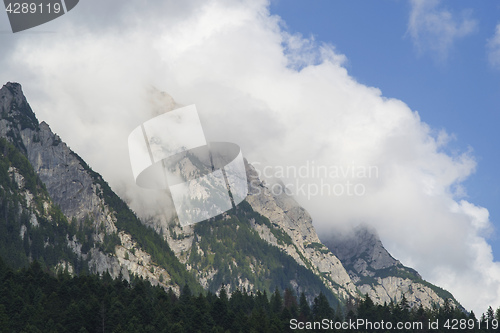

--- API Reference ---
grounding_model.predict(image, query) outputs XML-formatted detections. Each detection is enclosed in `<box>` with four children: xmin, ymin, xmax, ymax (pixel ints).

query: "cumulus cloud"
<box><xmin>487</xmin><ymin>24</ymin><xmax>500</xmax><ymax>69</ymax></box>
<box><xmin>407</xmin><ymin>0</ymin><xmax>477</xmax><ymax>60</ymax></box>
<box><xmin>0</xmin><ymin>0</ymin><xmax>497</xmax><ymax>314</ymax></box>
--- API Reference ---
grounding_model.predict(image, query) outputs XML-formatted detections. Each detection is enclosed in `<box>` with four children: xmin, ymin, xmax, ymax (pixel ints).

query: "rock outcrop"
<box><xmin>323</xmin><ymin>224</ymin><xmax>456</xmax><ymax>308</ymax></box>
<box><xmin>323</xmin><ymin>224</ymin><xmax>401</xmax><ymax>281</ymax></box>
<box><xmin>0</xmin><ymin>82</ymin><xmax>184</xmax><ymax>293</ymax></box>
<box><xmin>244</xmin><ymin>161</ymin><xmax>358</xmax><ymax>300</ymax></box>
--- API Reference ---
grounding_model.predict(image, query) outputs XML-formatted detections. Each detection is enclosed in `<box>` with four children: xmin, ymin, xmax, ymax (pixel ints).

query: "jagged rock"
<box><xmin>322</xmin><ymin>224</ymin><xmax>456</xmax><ymax>308</ymax></box>
<box><xmin>323</xmin><ymin>224</ymin><xmax>402</xmax><ymax>280</ymax></box>
<box><xmin>0</xmin><ymin>82</ymin><xmax>183</xmax><ymax>292</ymax></box>
<box><xmin>165</xmin><ymin>224</ymin><xmax>195</xmax><ymax>262</ymax></box>
<box><xmin>22</xmin><ymin>120</ymin><xmax>118</xmax><ymax>236</ymax></box>
<box><xmin>244</xmin><ymin>161</ymin><xmax>358</xmax><ymax>300</ymax></box>
<box><xmin>358</xmin><ymin>276</ymin><xmax>447</xmax><ymax>309</ymax></box>
<box><xmin>88</xmin><ymin>248</ymin><xmax>125</xmax><ymax>278</ymax></box>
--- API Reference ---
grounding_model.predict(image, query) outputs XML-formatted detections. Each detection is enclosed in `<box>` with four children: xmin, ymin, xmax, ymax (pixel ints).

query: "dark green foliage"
<box><xmin>339</xmin><ymin>294</ymin><xmax>495</xmax><ymax>333</ymax></box>
<box><xmin>102</xmin><ymin>232</ymin><xmax>121</xmax><ymax>254</ymax></box>
<box><xmin>0</xmin><ymin>137</ymin><xmax>41</xmax><ymax>195</ymax></box>
<box><xmin>0</xmin><ymin>138</ymin><xmax>83</xmax><ymax>272</ymax></box>
<box><xmin>313</xmin><ymin>292</ymin><xmax>334</xmax><ymax>320</ymax></box>
<box><xmin>299</xmin><ymin>291</ymin><xmax>312</xmax><ymax>321</ymax></box>
<box><xmin>0</xmin><ymin>258</ymin><xmax>497</xmax><ymax>333</ymax></box>
<box><xmin>305</xmin><ymin>242</ymin><xmax>330</xmax><ymax>254</ymax></box>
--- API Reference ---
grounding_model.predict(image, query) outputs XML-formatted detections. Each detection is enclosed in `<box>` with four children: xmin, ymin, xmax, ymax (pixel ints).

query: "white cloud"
<box><xmin>407</xmin><ymin>0</ymin><xmax>477</xmax><ymax>60</ymax></box>
<box><xmin>487</xmin><ymin>23</ymin><xmax>500</xmax><ymax>69</ymax></box>
<box><xmin>0</xmin><ymin>0</ymin><xmax>497</xmax><ymax>314</ymax></box>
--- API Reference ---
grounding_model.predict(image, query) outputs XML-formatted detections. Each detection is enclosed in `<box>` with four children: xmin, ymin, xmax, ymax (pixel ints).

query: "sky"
<box><xmin>0</xmin><ymin>0</ymin><xmax>499</xmax><ymax>314</ymax></box>
<box><xmin>270</xmin><ymin>0</ymin><xmax>500</xmax><ymax>238</ymax></box>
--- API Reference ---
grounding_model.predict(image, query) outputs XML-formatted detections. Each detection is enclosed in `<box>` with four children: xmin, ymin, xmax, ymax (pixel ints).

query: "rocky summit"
<box><xmin>323</xmin><ymin>225</ymin><xmax>456</xmax><ymax>308</ymax></box>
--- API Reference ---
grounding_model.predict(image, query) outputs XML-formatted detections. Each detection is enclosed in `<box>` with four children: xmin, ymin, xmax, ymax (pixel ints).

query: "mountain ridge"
<box><xmin>0</xmin><ymin>82</ymin><xmax>201</xmax><ymax>294</ymax></box>
<box><xmin>322</xmin><ymin>224</ymin><xmax>457</xmax><ymax>308</ymax></box>
<box><xmin>0</xmin><ymin>81</ymin><xmax>459</xmax><ymax>310</ymax></box>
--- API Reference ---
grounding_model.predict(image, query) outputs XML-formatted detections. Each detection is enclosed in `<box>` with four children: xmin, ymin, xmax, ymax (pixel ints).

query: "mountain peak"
<box><xmin>3</xmin><ymin>82</ymin><xmax>27</xmax><ymax>108</ymax></box>
<box><xmin>4</xmin><ymin>81</ymin><xmax>22</xmax><ymax>92</ymax></box>
<box><xmin>322</xmin><ymin>224</ymin><xmax>402</xmax><ymax>276</ymax></box>
<box><xmin>0</xmin><ymin>82</ymin><xmax>39</xmax><ymax>131</ymax></box>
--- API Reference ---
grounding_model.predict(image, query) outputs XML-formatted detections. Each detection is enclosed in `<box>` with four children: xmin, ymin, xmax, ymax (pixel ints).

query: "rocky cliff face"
<box><xmin>0</xmin><ymin>83</ymin><xmax>118</xmax><ymax>274</ymax></box>
<box><xmin>322</xmin><ymin>225</ymin><xmax>456</xmax><ymax>308</ymax></box>
<box><xmin>244</xmin><ymin>162</ymin><xmax>358</xmax><ymax>300</ymax></box>
<box><xmin>323</xmin><ymin>225</ymin><xmax>402</xmax><ymax>281</ymax></box>
<box><xmin>0</xmin><ymin>82</ymin><xmax>188</xmax><ymax>293</ymax></box>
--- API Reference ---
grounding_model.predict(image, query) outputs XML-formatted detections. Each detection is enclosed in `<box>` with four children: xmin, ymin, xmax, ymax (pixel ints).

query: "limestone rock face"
<box><xmin>244</xmin><ymin>161</ymin><xmax>358</xmax><ymax>300</ymax></box>
<box><xmin>323</xmin><ymin>224</ymin><xmax>456</xmax><ymax>308</ymax></box>
<box><xmin>23</xmin><ymin>121</ymin><xmax>118</xmax><ymax>237</ymax></box>
<box><xmin>0</xmin><ymin>82</ymin><xmax>179</xmax><ymax>290</ymax></box>
<box><xmin>358</xmin><ymin>276</ymin><xmax>447</xmax><ymax>309</ymax></box>
<box><xmin>323</xmin><ymin>225</ymin><xmax>402</xmax><ymax>281</ymax></box>
<box><xmin>1</xmin><ymin>83</ymin><xmax>115</xmax><ymax>255</ymax></box>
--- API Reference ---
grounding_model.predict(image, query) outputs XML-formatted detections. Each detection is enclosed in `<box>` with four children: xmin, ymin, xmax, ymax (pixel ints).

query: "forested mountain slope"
<box><xmin>0</xmin><ymin>82</ymin><xmax>200</xmax><ymax>294</ymax></box>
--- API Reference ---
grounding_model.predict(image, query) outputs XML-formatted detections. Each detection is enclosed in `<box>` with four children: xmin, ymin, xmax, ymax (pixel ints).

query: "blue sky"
<box><xmin>271</xmin><ymin>0</ymin><xmax>500</xmax><ymax>257</ymax></box>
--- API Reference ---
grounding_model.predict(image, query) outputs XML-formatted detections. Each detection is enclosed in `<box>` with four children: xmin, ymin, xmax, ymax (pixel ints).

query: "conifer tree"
<box><xmin>299</xmin><ymin>292</ymin><xmax>312</xmax><ymax>322</ymax></box>
<box><xmin>313</xmin><ymin>292</ymin><xmax>334</xmax><ymax>320</ymax></box>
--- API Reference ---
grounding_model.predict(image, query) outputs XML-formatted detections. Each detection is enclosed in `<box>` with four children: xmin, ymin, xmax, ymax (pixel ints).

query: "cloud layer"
<box><xmin>407</xmin><ymin>0</ymin><xmax>477</xmax><ymax>60</ymax></box>
<box><xmin>0</xmin><ymin>0</ymin><xmax>497</xmax><ymax>314</ymax></box>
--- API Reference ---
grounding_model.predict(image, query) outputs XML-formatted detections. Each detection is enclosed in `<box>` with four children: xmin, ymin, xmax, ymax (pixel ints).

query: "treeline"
<box><xmin>342</xmin><ymin>295</ymin><xmax>498</xmax><ymax>333</ymax></box>
<box><xmin>1</xmin><ymin>257</ymin><xmax>499</xmax><ymax>333</ymax></box>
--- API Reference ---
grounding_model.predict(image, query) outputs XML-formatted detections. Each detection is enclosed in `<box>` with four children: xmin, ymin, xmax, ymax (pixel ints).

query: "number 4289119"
<box><xmin>5</xmin><ymin>2</ymin><xmax>62</xmax><ymax>14</ymax></box>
